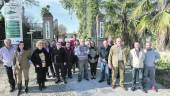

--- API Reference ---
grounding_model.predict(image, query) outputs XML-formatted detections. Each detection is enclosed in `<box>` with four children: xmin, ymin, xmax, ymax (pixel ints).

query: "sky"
<box><xmin>24</xmin><ymin>0</ymin><xmax>79</xmax><ymax>33</ymax></box>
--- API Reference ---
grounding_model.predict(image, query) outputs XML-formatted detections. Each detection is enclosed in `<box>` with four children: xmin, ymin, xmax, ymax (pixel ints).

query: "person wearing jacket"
<box><xmin>143</xmin><ymin>42</ymin><xmax>160</xmax><ymax>92</ymax></box>
<box><xmin>75</xmin><ymin>39</ymin><xmax>89</xmax><ymax>82</ymax></box>
<box><xmin>52</xmin><ymin>42</ymin><xmax>67</xmax><ymax>84</ymax></box>
<box><xmin>88</xmin><ymin>41</ymin><xmax>99</xmax><ymax>79</ymax></box>
<box><xmin>43</xmin><ymin>41</ymin><xmax>55</xmax><ymax>78</ymax></box>
<box><xmin>31</xmin><ymin>40</ymin><xmax>49</xmax><ymax>91</ymax></box>
<box><xmin>73</xmin><ymin>40</ymin><xmax>80</xmax><ymax>72</ymax></box>
<box><xmin>65</xmin><ymin>41</ymin><xmax>74</xmax><ymax>78</ymax></box>
<box><xmin>98</xmin><ymin>40</ymin><xmax>111</xmax><ymax>85</ymax></box>
<box><xmin>13</xmin><ymin>41</ymin><xmax>31</xmax><ymax>95</ymax></box>
<box><xmin>108</xmin><ymin>38</ymin><xmax>127</xmax><ymax>90</ymax></box>
<box><xmin>128</xmin><ymin>42</ymin><xmax>146</xmax><ymax>92</ymax></box>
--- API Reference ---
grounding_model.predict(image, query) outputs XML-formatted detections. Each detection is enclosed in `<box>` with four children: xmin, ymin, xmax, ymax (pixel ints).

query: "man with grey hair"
<box><xmin>75</xmin><ymin>39</ymin><xmax>89</xmax><ymax>82</ymax></box>
<box><xmin>0</xmin><ymin>39</ymin><xmax>16</xmax><ymax>92</ymax></box>
<box><xmin>143</xmin><ymin>42</ymin><xmax>160</xmax><ymax>92</ymax></box>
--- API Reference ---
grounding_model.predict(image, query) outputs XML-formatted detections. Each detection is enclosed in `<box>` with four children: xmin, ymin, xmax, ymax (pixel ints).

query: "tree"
<box><xmin>41</xmin><ymin>5</ymin><xmax>52</xmax><ymax>17</ymax></box>
<box><xmin>101</xmin><ymin>0</ymin><xmax>139</xmax><ymax>47</ymax></box>
<box><xmin>58</xmin><ymin>24</ymin><xmax>67</xmax><ymax>37</ymax></box>
<box><xmin>60</xmin><ymin>0</ymin><xmax>99</xmax><ymax>39</ymax></box>
<box><xmin>131</xmin><ymin>0</ymin><xmax>170</xmax><ymax>50</ymax></box>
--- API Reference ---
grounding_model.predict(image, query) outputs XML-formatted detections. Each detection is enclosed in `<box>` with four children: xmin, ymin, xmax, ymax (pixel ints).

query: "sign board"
<box><xmin>45</xmin><ymin>21</ymin><xmax>50</xmax><ymax>39</ymax></box>
<box><xmin>4</xmin><ymin>0</ymin><xmax>23</xmax><ymax>44</ymax></box>
<box><xmin>99</xmin><ymin>21</ymin><xmax>104</xmax><ymax>38</ymax></box>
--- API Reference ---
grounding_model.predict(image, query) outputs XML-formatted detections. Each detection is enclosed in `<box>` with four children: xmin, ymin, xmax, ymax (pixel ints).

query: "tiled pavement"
<box><xmin>0</xmin><ymin>64</ymin><xmax>170</xmax><ymax>96</ymax></box>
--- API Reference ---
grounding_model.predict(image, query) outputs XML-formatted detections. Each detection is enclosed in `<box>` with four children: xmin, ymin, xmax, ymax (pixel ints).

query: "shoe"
<box><xmin>38</xmin><ymin>84</ymin><xmax>42</xmax><ymax>91</ymax></box>
<box><xmin>42</xmin><ymin>83</ymin><xmax>46</xmax><ymax>89</ymax></box>
<box><xmin>10</xmin><ymin>87</ymin><xmax>15</xmax><ymax>92</ymax></box>
<box><xmin>25</xmin><ymin>80</ymin><xmax>29</xmax><ymax>93</ymax></box>
<box><xmin>93</xmin><ymin>76</ymin><xmax>96</xmax><ymax>79</ymax></box>
<box><xmin>151</xmin><ymin>86</ymin><xmax>158</xmax><ymax>92</ymax></box>
<box><xmin>112</xmin><ymin>85</ymin><xmax>116</xmax><ymax>89</ymax></box>
<box><xmin>131</xmin><ymin>87</ymin><xmax>136</xmax><ymax>91</ymax></box>
<box><xmin>55</xmin><ymin>79</ymin><xmax>61</xmax><ymax>84</ymax></box>
<box><xmin>107</xmin><ymin>80</ymin><xmax>111</xmax><ymax>85</ymax></box>
<box><xmin>91</xmin><ymin>76</ymin><xmax>94</xmax><ymax>79</ymax></box>
<box><xmin>98</xmin><ymin>79</ymin><xmax>104</xmax><ymax>83</ymax></box>
<box><xmin>85</xmin><ymin>78</ymin><xmax>89</xmax><ymax>81</ymax></box>
<box><xmin>78</xmin><ymin>79</ymin><xmax>82</xmax><ymax>82</ymax></box>
<box><xmin>142</xmin><ymin>89</ymin><xmax>148</xmax><ymax>93</ymax></box>
<box><xmin>17</xmin><ymin>83</ymin><xmax>22</xmax><ymax>96</ymax></box>
<box><xmin>64</xmin><ymin>79</ymin><xmax>67</xmax><ymax>84</ymax></box>
<box><xmin>68</xmin><ymin>76</ymin><xmax>72</xmax><ymax>79</ymax></box>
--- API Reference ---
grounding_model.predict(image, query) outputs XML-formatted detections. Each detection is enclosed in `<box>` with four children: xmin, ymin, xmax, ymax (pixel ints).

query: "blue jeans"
<box><xmin>100</xmin><ymin>62</ymin><xmax>112</xmax><ymax>80</ymax></box>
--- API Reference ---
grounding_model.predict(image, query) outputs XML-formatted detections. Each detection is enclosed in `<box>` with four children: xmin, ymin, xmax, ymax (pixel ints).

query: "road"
<box><xmin>0</xmin><ymin>64</ymin><xmax>170</xmax><ymax>96</ymax></box>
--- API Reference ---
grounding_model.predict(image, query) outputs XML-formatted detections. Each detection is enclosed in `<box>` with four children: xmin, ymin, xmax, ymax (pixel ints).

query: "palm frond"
<box><xmin>136</xmin><ymin>15</ymin><xmax>150</xmax><ymax>34</ymax></box>
<box><xmin>131</xmin><ymin>0</ymin><xmax>153</xmax><ymax>19</ymax></box>
<box><xmin>151</xmin><ymin>11</ymin><xmax>170</xmax><ymax>33</ymax></box>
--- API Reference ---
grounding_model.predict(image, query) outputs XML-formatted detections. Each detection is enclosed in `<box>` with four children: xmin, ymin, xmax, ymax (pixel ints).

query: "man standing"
<box><xmin>108</xmin><ymin>38</ymin><xmax>127</xmax><ymax>90</ymax></box>
<box><xmin>128</xmin><ymin>42</ymin><xmax>146</xmax><ymax>92</ymax></box>
<box><xmin>144</xmin><ymin>42</ymin><xmax>160</xmax><ymax>92</ymax></box>
<box><xmin>52</xmin><ymin>42</ymin><xmax>67</xmax><ymax>84</ymax></box>
<box><xmin>75</xmin><ymin>39</ymin><xmax>89</xmax><ymax>82</ymax></box>
<box><xmin>65</xmin><ymin>41</ymin><xmax>74</xmax><ymax>78</ymax></box>
<box><xmin>70</xmin><ymin>34</ymin><xmax>78</xmax><ymax>73</ymax></box>
<box><xmin>0</xmin><ymin>39</ymin><xmax>16</xmax><ymax>92</ymax></box>
<box><xmin>98</xmin><ymin>40</ymin><xmax>111</xmax><ymax>85</ymax></box>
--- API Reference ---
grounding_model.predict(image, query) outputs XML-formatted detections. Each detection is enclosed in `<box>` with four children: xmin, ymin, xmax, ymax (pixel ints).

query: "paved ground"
<box><xmin>0</xmin><ymin>64</ymin><xmax>170</xmax><ymax>96</ymax></box>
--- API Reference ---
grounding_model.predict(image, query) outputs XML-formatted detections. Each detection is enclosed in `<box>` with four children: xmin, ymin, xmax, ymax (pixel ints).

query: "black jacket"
<box><xmin>99</xmin><ymin>46</ymin><xmax>111</xmax><ymax>62</ymax></box>
<box><xmin>65</xmin><ymin>47</ymin><xmax>74</xmax><ymax>64</ymax></box>
<box><xmin>31</xmin><ymin>48</ymin><xmax>50</xmax><ymax>68</ymax></box>
<box><xmin>52</xmin><ymin>47</ymin><xmax>66</xmax><ymax>63</ymax></box>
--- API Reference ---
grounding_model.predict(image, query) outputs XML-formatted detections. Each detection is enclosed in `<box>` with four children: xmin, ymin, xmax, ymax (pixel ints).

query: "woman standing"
<box><xmin>31</xmin><ymin>40</ymin><xmax>49</xmax><ymax>91</ymax></box>
<box><xmin>43</xmin><ymin>41</ymin><xmax>55</xmax><ymax>78</ymax></box>
<box><xmin>88</xmin><ymin>41</ymin><xmax>99</xmax><ymax>79</ymax></box>
<box><xmin>13</xmin><ymin>41</ymin><xmax>31</xmax><ymax>95</ymax></box>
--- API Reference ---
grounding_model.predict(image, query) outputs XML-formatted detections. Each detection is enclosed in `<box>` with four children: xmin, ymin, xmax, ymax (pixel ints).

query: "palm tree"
<box><xmin>131</xmin><ymin>0</ymin><xmax>170</xmax><ymax>50</ymax></box>
<box><xmin>41</xmin><ymin>5</ymin><xmax>52</xmax><ymax>17</ymax></box>
<box><xmin>101</xmin><ymin>0</ymin><xmax>139</xmax><ymax>47</ymax></box>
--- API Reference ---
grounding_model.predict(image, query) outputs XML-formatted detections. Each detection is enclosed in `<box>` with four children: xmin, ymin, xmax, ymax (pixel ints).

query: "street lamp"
<box><xmin>27</xmin><ymin>30</ymin><xmax>35</xmax><ymax>50</ymax></box>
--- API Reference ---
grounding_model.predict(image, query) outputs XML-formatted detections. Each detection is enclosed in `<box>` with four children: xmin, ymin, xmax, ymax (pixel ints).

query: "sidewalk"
<box><xmin>0</xmin><ymin>64</ymin><xmax>170</xmax><ymax>96</ymax></box>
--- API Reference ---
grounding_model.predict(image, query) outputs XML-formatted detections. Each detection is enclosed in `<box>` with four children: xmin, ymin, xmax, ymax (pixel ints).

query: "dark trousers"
<box><xmin>66</xmin><ymin>63</ymin><xmax>72</xmax><ymax>77</ymax></box>
<box><xmin>47</xmin><ymin>63</ymin><xmax>55</xmax><ymax>76</ymax></box>
<box><xmin>89</xmin><ymin>62</ymin><xmax>97</xmax><ymax>76</ymax></box>
<box><xmin>132</xmin><ymin>68</ymin><xmax>143</xmax><ymax>88</ymax></box>
<box><xmin>54</xmin><ymin>63</ymin><xmax>66</xmax><ymax>80</ymax></box>
<box><xmin>5</xmin><ymin>66</ymin><xmax>15</xmax><ymax>89</ymax></box>
<box><xmin>73</xmin><ymin>55</ymin><xmax>79</xmax><ymax>72</ymax></box>
<box><xmin>36</xmin><ymin>67</ymin><xmax>46</xmax><ymax>85</ymax></box>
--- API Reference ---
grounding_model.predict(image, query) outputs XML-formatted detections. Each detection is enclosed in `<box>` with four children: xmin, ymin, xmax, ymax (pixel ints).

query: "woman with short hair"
<box><xmin>31</xmin><ymin>40</ymin><xmax>49</xmax><ymax>91</ymax></box>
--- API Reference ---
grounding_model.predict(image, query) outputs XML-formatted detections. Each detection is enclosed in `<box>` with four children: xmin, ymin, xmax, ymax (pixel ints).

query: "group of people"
<box><xmin>0</xmin><ymin>34</ymin><xmax>160</xmax><ymax>96</ymax></box>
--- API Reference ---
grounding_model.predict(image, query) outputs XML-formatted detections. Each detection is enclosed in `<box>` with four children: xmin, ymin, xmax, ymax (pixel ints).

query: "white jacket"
<box><xmin>129</xmin><ymin>49</ymin><xmax>145</xmax><ymax>68</ymax></box>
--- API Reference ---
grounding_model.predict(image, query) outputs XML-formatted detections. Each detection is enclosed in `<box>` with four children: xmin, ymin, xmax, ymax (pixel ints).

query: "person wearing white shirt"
<box><xmin>128</xmin><ymin>42</ymin><xmax>146</xmax><ymax>93</ymax></box>
<box><xmin>0</xmin><ymin>39</ymin><xmax>16</xmax><ymax>92</ymax></box>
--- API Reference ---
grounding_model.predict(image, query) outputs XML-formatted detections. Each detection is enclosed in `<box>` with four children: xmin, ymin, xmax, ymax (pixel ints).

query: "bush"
<box><xmin>156</xmin><ymin>58</ymin><xmax>170</xmax><ymax>88</ymax></box>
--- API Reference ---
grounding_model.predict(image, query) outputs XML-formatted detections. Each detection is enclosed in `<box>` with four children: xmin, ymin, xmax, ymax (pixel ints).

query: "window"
<box><xmin>99</xmin><ymin>21</ymin><xmax>104</xmax><ymax>38</ymax></box>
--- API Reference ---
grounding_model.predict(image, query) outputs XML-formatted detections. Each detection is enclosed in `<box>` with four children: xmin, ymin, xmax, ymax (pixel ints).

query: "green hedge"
<box><xmin>156</xmin><ymin>59</ymin><xmax>170</xmax><ymax>88</ymax></box>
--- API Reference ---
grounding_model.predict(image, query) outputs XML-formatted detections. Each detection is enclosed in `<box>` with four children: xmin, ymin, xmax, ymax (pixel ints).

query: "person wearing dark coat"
<box><xmin>31</xmin><ymin>40</ymin><xmax>49</xmax><ymax>91</ymax></box>
<box><xmin>43</xmin><ymin>41</ymin><xmax>55</xmax><ymax>78</ymax></box>
<box><xmin>52</xmin><ymin>42</ymin><xmax>67</xmax><ymax>84</ymax></box>
<box><xmin>65</xmin><ymin>41</ymin><xmax>74</xmax><ymax>78</ymax></box>
<box><xmin>98</xmin><ymin>40</ymin><xmax>111</xmax><ymax>85</ymax></box>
